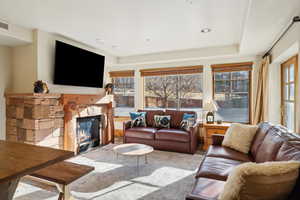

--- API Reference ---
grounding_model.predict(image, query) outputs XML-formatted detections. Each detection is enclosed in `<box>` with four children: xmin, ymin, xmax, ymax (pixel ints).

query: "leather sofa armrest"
<box><xmin>123</xmin><ymin>120</ymin><xmax>131</xmax><ymax>143</ymax></box>
<box><xmin>212</xmin><ymin>134</ymin><xmax>225</xmax><ymax>146</ymax></box>
<box><xmin>188</xmin><ymin>122</ymin><xmax>202</xmax><ymax>153</ymax></box>
<box><xmin>123</xmin><ymin>120</ymin><xmax>131</xmax><ymax>130</ymax></box>
<box><xmin>186</xmin><ymin>194</ymin><xmax>209</xmax><ymax>200</ymax></box>
<box><xmin>186</xmin><ymin>178</ymin><xmax>225</xmax><ymax>200</ymax></box>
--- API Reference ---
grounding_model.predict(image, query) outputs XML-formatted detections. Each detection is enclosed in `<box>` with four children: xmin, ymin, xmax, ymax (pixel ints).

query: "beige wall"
<box><xmin>10</xmin><ymin>29</ymin><xmax>117</xmax><ymax>94</ymax></box>
<box><xmin>267</xmin><ymin>62</ymin><xmax>281</xmax><ymax>124</ymax></box>
<box><xmin>11</xmin><ymin>42</ymin><xmax>37</xmax><ymax>93</ymax></box>
<box><xmin>36</xmin><ymin>30</ymin><xmax>117</xmax><ymax>94</ymax></box>
<box><xmin>0</xmin><ymin>46</ymin><xmax>12</xmax><ymax>139</ymax></box>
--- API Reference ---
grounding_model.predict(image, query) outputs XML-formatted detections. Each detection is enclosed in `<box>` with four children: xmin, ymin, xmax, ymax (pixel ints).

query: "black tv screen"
<box><xmin>54</xmin><ymin>41</ymin><xmax>105</xmax><ymax>88</ymax></box>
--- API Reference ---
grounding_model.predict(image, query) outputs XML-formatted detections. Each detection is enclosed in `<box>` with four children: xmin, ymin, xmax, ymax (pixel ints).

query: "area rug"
<box><xmin>14</xmin><ymin>144</ymin><xmax>204</xmax><ymax>200</ymax></box>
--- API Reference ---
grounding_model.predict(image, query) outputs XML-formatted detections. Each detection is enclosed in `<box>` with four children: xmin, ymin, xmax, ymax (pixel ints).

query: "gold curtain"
<box><xmin>253</xmin><ymin>56</ymin><xmax>270</xmax><ymax>124</ymax></box>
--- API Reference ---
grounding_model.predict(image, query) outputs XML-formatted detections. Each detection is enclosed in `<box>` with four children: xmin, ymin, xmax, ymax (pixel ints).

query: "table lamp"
<box><xmin>203</xmin><ymin>100</ymin><xmax>218</xmax><ymax>124</ymax></box>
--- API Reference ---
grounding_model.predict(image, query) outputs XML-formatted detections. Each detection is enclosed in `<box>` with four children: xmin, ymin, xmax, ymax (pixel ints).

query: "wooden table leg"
<box><xmin>0</xmin><ymin>178</ymin><xmax>20</xmax><ymax>200</ymax></box>
<box><xmin>56</xmin><ymin>184</ymin><xmax>75</xmax><ymax>200</ymax></box>
<box><xmin>58</xmin><ymin>192</ymin><xmax>64</xmax><ymax>200</ymax></box>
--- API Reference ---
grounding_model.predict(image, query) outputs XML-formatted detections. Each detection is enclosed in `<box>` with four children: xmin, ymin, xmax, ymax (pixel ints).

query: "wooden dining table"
<box><xmin>0</xmin><ymin>140</ymin><xmax>74</xmax><ymax>200</ymax></box>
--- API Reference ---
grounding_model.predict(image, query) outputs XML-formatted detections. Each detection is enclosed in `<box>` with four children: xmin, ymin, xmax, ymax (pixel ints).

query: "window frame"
<box><xmin>280</xmin><ymin>55</ymin><xmax>298</xmax><ymax>132</ymax></box>
<box><xmin>109</xmin><ymin>70</ymin><xmax>135</xmax><ymax>117</ymax></box>
<box><xmin>141</xmin><ymin>66</ymin><xmax>204</xmax><ymax>111</ymax></box>
<box><xmin>212</xmin><ymin>62</ymin><xmax>253</xmax><ymax>124</ymax></box>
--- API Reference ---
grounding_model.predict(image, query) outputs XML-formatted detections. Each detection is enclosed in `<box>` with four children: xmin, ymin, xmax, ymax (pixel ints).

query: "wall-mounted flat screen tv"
<box><xmin>54</xmin><ymin>41</ymin><xmax>105</xmax><ymax>88</ymax></box>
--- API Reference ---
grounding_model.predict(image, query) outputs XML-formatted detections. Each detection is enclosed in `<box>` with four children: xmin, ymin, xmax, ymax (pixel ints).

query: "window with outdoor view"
<box><xmin>212</xmin><ymin>62</ymin><xmax>252</xmax><ymax>123</ymax></box>
<box><xmin>141</xmin><ymin>66</ymin><xmax>203</xmax><ymax>113</ymax></box>
<box><xmin>281</xmin><ymin>55</ymin><xmax>298</xmax><ymax>132</ymax></box>
<box><xmin>109</xmin><ymin>71</ymin><xmax>135</xmax><ymax>116</ymax></box>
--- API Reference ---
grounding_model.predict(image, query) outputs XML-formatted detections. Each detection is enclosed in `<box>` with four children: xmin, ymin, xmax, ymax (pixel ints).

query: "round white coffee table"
<box><xmin>113</xmin><ymin>143</ymin><xmax>154</xmax><ymax>173</ymax></box>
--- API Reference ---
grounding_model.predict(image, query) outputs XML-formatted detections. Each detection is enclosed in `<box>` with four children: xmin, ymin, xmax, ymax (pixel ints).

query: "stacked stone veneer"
<box><xmin>6</xmin><ymin>94</ymin><xmax>64</xmax><ymax>149</ymax></box>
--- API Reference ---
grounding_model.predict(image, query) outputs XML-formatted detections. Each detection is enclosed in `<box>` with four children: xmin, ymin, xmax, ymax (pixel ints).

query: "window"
<box><xmin>141</xmin><ymin>66</ymin><xmax>203</xmax><ymax>112</ymax></box>
<box><xmin>212</xmin><ymin>62</ymin><xmax>252</xmax><ymax>123</ymax></box>
<box><xmin>109</xmin><ymin>70</ymin><xmax>135</xmax><ymax>116</ymax></box>
<box><xmin>281</xmin><ymin>55</ymin><xmax>298</xmax><ymax>131</ymax></box>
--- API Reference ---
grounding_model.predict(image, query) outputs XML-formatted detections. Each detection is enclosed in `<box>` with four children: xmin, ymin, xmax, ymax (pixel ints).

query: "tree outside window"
<box><xmin>144</xmin><ymin>74</ymin><xmax>203</xmax><ymax>112</ymax></box>
<box><xmin>112</xmin><ymin>77</ymin><xmax>135</xmax><ymax>116</ymax></box>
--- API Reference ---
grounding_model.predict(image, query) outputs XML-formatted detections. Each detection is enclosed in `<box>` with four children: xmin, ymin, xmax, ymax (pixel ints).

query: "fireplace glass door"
<box><xmin>76</xmin><ymin>115</ymin><xmax>102</xmax><ymax>153</ymax></box>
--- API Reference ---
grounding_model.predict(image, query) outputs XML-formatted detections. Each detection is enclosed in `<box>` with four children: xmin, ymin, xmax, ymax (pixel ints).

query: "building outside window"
<box><xmin>212</xmin><ymin>62</ymin><xmax>252</xmax><ymax>123</ymax></box>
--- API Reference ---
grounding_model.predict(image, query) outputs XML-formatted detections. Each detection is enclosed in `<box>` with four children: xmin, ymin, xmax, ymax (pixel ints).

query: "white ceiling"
<box><xmin>0</xmin><ymin>0</ymin><xmax>299</xmax><ymax>57</ymax></box>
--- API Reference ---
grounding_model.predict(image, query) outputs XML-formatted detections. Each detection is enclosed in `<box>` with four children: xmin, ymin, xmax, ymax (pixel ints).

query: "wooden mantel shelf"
<box><xmin>5</xmin><ymin>93</ymin><xmax>61</xmax><ymax>99</ymax></box>
<box><xmin>61</xmin><ymin>93</ymin><xmax>112</xmax><ymax>105</ymax></box>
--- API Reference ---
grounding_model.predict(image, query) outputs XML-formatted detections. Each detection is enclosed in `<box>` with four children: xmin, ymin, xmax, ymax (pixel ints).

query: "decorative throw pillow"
<box><xmin>129</xmin><ymin>112</ymin><xmax>147</xmax><ymax>128</ymax></box>
<box><xmin>219</xmin><ymin>161</ymin><xmax>300</xmax><ymax>200</ymax></box>
<box><xmin>180</xmin><ymin>113</ymin><xmax>196</xmax><ymax>131</ymax></box>
<box><xmin>154</xmin><ymin>115</ymin><xmax>171</xmax><ymax>128</ymax></box>
<box><xmin>222</xmin><ymin>123</ymin><xmax>258</xmax><ymax>154</ymax></box>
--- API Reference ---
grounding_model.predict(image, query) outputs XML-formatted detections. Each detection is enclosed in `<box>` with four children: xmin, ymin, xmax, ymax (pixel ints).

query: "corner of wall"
<box><xmin>0</xmin><ymin>46</ymin><xmax>13</xmax><ymax>139</ymax></box>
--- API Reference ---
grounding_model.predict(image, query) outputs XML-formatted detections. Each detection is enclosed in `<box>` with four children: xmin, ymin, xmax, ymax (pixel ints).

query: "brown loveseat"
<box><xmin>186</xmin><ymin>122</ymin><xmax>300</xmax><ymax>200</ymax></box>
<box><xmin>123</xmin><ymin>110</ymin><xmax>200</xmax><ymax>154</ymax></box>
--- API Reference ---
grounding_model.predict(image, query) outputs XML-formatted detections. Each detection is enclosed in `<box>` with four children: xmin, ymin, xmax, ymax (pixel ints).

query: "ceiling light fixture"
<box><xmin>96</xmin><ymin>38</ymin><xmax>104</xmax><ymax>44</ymax></box>
<box><xmin>201</xmin><ymin>28</ymin><xmax>211</xmax><ymax>33</ymax></box>
<box><xmin>185</xmin><ymin>0</ymin><xmax>193</xmax><ymax>5</ymax></box>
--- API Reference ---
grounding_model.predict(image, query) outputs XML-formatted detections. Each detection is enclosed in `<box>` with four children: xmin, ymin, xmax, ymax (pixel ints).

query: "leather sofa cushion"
<box><xmin>255</xmin><ymin>126</ymin><xmax>289</xmax><ymax>163</ymax></box>
<box><xmin>125</xmin><ymin>127</ymin><xmax>157</xmax><ymax>140</ymax></box>
<box><xmin>250</xmin><ymin>122</ymin><xmax>272</xmax><ymax>159</ymax></box>
<box><xmin>138</xmin><ymin>110</ymin><xmax>164</xmax><ymax>127</ymax></box>
<box><xmin>156</xmin><ymin>128</ymin><xmax>190</xmax><ymax>142</ymax></box>
<box><xmin>165</xmin><ymin>110</ymin><xmax>195</xmax><ymax>129</ymax></box>
<box><xmin>186</xmin><ymin>178</ymin><xmax>225</xmax><ymax>200</ymax></box>
<box><xmin>196</xmin><ymin>157</ymin><xmax>243</xmax><ymax>181</ymax></box>
<box><xmin>276</xmin><ymin>140</ymin><xmax>300</xmax><ymax>161</ymax></box>
<box><xmin>206</xmin><ymin>145</ymin><xmax>253</xmax><ymax>162</ymax></box>
<box><xmin>155</xmin><ymin>140</ymin><xmax>191</xmax><ymax>153</ymax></box>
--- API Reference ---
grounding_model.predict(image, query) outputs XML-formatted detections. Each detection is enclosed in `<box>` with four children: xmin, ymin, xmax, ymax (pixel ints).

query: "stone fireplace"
<box><xmin>76</xmin><ymin>115</ymin><xmax>103</xmax><ymax>153</ymax></box>
<box><xmin>5</xmin><ymin>93</ymin><xmax>114</xmax><ymax>153</ymax></box>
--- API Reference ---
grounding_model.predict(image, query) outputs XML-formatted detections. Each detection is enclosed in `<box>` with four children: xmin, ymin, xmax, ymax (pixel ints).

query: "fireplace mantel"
<box><xmin>61</xmin><ymin>94</ymin><xmax>114</xmax><ymax>152</ymax></box>
<box><xmin>5</xmin><ymin>93</ymin><xmax>115</xmax><ymax>153</ymax></box>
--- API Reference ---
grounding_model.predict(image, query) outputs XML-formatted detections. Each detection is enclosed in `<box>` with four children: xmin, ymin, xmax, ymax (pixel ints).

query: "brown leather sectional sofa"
<box><xmin>186</xmin><ymin>122</ymin><xmax>300</xmax><ymax>200</ymax></box>
<box><xmin>123</xmin><ymin>110</ymin><xmax>200</xmax><ymax>154</ymax></box>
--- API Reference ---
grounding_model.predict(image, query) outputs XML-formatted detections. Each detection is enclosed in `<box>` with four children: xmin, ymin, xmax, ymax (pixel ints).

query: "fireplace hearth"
<box><xmin>76</xmin><ymin>115</ymin><xmax>103</xmax><ymax>153</ymax></box>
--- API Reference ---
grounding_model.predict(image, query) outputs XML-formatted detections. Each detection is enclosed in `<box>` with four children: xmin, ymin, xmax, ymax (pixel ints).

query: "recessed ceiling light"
<box><xmin>96</xmin><ymin>38</ymin><xmax>104</xmax><ymax>44</ymax></box>
<box><xmin>185</xmin><ymin>0</ymin><xmax>193</xmax><ymax>4</ymax></box>
<box><xmin>201</xmin><ymin>28</ymin><xmax>211</xmax><ymax>33</ymax></box>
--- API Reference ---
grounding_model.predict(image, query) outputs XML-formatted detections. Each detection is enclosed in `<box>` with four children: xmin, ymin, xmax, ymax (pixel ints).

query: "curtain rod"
<box><xmin>263</xmin><ymin>16</ymin><xmax>300</xmax><ymax>59</ymax></box>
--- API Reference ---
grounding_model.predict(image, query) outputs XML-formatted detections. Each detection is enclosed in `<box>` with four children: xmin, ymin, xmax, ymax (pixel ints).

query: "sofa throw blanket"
<box><xmin>129</xmin><ymin>112</ymin><xmax>147</xmax><ymax>128</ymax></box>
<box><xmin>219</xmin><ymin>161</ymin><xmax>300</xmax><ymax>200</ymax></box>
